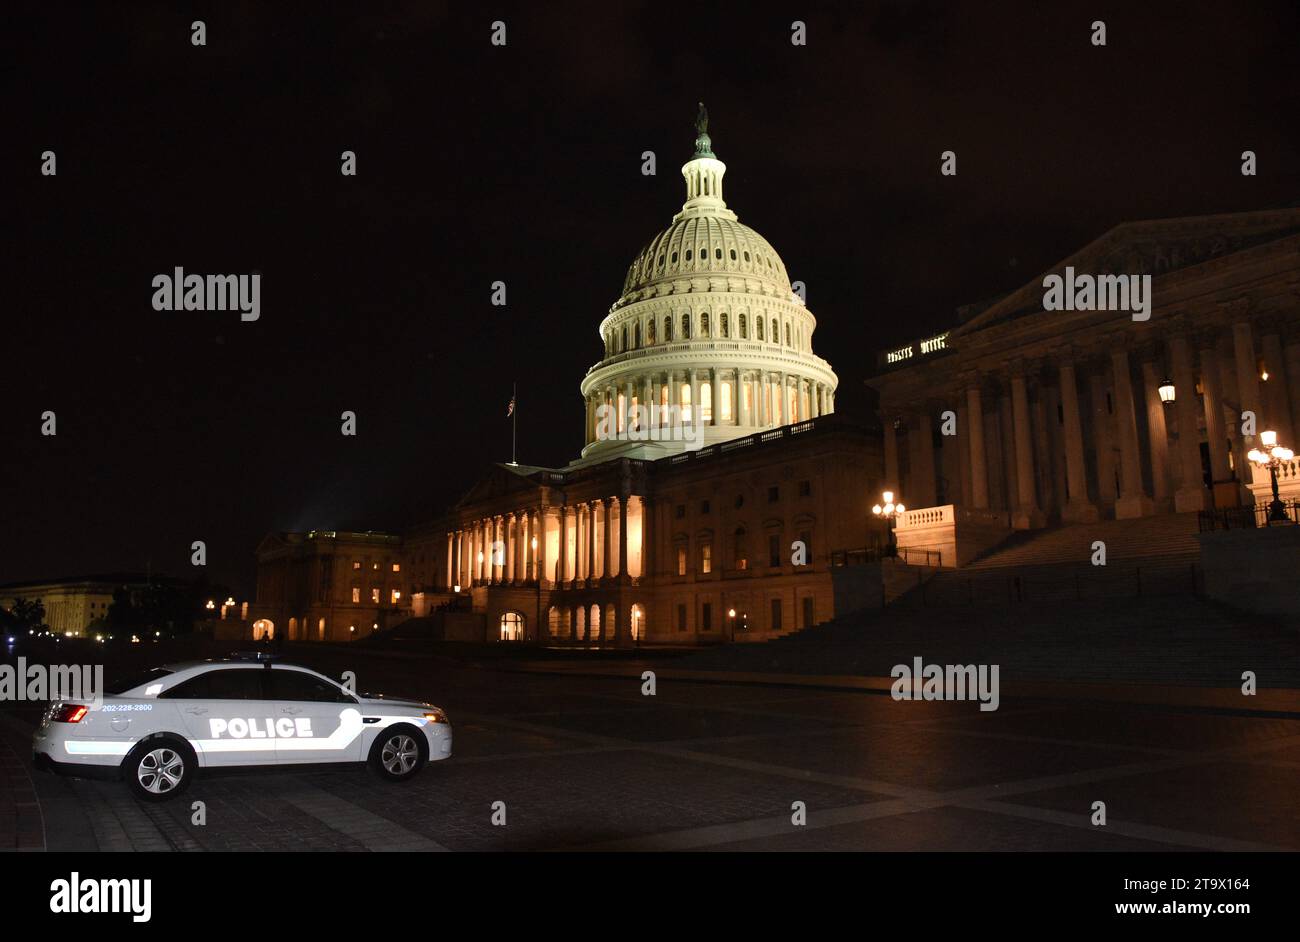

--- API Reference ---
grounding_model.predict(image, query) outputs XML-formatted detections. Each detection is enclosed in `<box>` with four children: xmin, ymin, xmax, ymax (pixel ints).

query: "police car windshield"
<box><xmin>105</xmin><ymin>667</ymin><xmax>174</xmax><ymax>695</ymax></box>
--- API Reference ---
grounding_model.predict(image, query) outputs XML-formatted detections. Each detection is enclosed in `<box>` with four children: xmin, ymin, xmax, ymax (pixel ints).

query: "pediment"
<box><xmin>952</xmin><ymin>207</ymin><xmax>1300</xmax><ymax>337</ymax></box>
<box><xmin>453</xmin><ymin>463</ymin><xmax>547</xmax><ymax>511</ymax></box>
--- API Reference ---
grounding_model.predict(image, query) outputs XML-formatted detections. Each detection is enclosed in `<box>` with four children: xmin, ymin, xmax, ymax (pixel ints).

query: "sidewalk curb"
<box><xmin>487</xmin><ymin>662</ymin><xmax>1300</xmax><ymax>716</ymax></box>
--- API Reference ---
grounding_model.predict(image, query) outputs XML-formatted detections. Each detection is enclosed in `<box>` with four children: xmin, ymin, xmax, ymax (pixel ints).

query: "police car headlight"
<box><xmin>422</xmin><ymin>709</ymin><xmax>448</xmax><ymax>724</ymax></box>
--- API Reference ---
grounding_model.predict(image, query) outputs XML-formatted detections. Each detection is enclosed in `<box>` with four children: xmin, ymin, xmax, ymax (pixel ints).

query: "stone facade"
<box><xmin>868</xmin><ymin>208</ymin><xmax>1300</xmax><ymax>537</ymax></box>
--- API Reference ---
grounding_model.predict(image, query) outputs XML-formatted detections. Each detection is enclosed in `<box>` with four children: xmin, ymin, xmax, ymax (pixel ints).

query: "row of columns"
<box><xmin>585</xmin><ymin>369</ymin><xmax>835</xmax><ymax>444</ymax></box>
<box><xmin>446</xmin><ymin>496</ymin><xmax>643</xmax><ymax>589</ymax></box>
<box><xmin>882</xmin><ymin>312</ymin><xmax>1299</xmax><ymax>525</ymax></box>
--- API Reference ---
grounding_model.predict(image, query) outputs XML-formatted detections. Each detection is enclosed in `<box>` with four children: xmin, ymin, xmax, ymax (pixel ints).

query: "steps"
<box><xmin>966</xmin><ymin>512</ymin><xmax>1202</xmax><ymax>571</ymax></box>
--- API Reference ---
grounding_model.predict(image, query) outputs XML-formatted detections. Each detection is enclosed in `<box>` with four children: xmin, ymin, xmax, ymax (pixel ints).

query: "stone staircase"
<box><xmin>680</xmin><ymin>595</ymin><xmax>1300</xmax><ymax>687</ymax></box>
<box><xmin>886</xmin><ymin>513</ymin><xmax>1204</xmax><ymax>608</ymax></box>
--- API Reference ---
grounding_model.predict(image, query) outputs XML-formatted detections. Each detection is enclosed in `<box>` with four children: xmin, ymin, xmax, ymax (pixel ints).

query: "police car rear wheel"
<box><xmin>369</xmin><ymin>726</ymin><xmax>427</xmax><ymax>782</ymax></box>
<box><xmin>126</xmin><ymin>736</ymin><xmax>195</xmax><ymax>802</ymax></box>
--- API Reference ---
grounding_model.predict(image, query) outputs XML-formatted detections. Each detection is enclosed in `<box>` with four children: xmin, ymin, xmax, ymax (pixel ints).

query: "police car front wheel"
<box><xmin>369</xmin><ymin>725</ymin><xmax>427</xmax><ymax>782</ymax></box>
<box><xmin>125</xmin><ymin>736</ymin><xmax>195</xmax><ymax>802</ymax></box>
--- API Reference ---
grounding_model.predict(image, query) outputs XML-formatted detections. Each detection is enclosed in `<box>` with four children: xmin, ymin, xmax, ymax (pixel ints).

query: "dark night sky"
<box><xmin>3</xmin><ymin>1</ymin><xmax>1298</xmax><ymax>596</ymax></box>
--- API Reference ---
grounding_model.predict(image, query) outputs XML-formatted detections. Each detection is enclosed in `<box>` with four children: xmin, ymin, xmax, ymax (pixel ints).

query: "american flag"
<box><xmin>507</xmin><ymin>395</ymin><xmax>515</xmax><ymax>417</ymax></box>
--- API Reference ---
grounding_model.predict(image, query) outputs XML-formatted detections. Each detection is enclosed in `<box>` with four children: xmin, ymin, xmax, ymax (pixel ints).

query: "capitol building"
<box><xmin>253</xmin><ymin>111</ymin><xmax>878</xmax><ymax>645</ymax></box>
<box><xmin>251</xmin><ymin>109</ymin><xmax>1300</xmax><ymax>644</ymax></box>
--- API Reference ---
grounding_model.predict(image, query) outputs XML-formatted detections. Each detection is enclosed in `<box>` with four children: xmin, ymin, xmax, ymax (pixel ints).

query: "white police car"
<box><xmin>32</xmin><ymin>655</ymin><xmax>452</xmax><ymax>801</ymax></box>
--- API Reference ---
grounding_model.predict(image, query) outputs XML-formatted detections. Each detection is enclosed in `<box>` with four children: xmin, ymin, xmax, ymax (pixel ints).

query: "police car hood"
<box><xmin>356</xmin><ymin>694</ymin><xmax>434</xmax><ymax>711</ymax></box>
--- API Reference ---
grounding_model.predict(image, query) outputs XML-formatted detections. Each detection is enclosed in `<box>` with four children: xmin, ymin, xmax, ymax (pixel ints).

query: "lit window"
<box><xmin>391</xmin><ymin>589</ymin><xmax>401</xmax><ymax>604</ymax></box>
<box><xmin>677</xmin><ymin>547</ymin><xmax>687</xmax><ymax>576</ymax></box>
<box><xmin>352</xmin><ymin>561</ymin><xmax>361</xmax><ymax>570</ymax></box>
<box><xmin>392</xmin><ymin>563</ymin><xmax>400</xmax><ymax>572</ymax></box>
<box><xmin>702</xmin><ymin>544</ymin><xmax>712</xmax><ymax>574</ymax></box>
<box><xmin>371</xmin><ymin>588</ymin><xmax>380</xmax><ymax>603</ymax></box>
<box><xmin>352</xmin><ymin>588</ymin><xmax>360</xmax><ymax>603</ymax></box>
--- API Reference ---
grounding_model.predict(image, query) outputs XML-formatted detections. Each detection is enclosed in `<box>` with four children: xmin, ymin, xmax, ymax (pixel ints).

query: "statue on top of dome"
<box><xmin>692</xmin><ymin>101</ymin><xmax>715</xmax><ymax>159</ymax></box>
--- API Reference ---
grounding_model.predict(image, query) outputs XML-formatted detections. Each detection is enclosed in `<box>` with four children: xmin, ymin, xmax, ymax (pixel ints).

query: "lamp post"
<box><xmin>727</xmin><ymin>607</ymin><xmax>736</xmax><ymax>643</ymax></box>
<box><xmin>871</xmin><ymin>491</ymin><xmax>906</xmax><ymax>557</ymax></box>
<box><xmin>1247</xmin><ymin>430</ymin><xmax>1295</xmax><ymax>524</ymax></box>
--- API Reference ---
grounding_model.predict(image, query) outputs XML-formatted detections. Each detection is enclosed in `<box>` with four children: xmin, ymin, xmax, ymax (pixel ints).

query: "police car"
<box><xmin>32</xmin><ymin>655</ymin><xmax>452</xmax><ymax>801</ymax></box>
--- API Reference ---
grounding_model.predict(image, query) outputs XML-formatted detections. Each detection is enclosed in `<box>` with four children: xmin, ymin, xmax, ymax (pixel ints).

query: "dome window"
<box><xmin>744</xmin><ymin>251</ymin><xmax>750</xmax><ymax>262</ymax></box>
<box><xmin>685</xmin><ymin>249</ymin><xmax>692</xmax><ymax>261</ymax></box>
<box><xmin>671</xmin><ymin>251</ymin><xmax>678</xmax><ymax>264</ymax></box>
<box><xmin>664</xmin><ymin>316</ymin><xmax>673</xmax><ymax>342</ymax></box>
<box><xmin>730</xmin><ymin>249</ymin><xmax>737</xmax><ymax>260</ymax></box>
<box><xmin>658</xmin><ymin>254</ymin><xmax>664</xmax><ymax>267</ymax></box>
<box><xmin>715</xmin><ymin>248</ymin><xmax>722</xmax><ymax>260</ymax></box>
<box><xmin>682</xmin><ymin>314</ymin><xmax>691</xmax><ymax>339</ymax></box>
<box><xmin>740</xmin><ymin>315</ymin><xmax>748</xmax><ymax>339</ymax></box>
<box><xmin>757</xmin><ymin>318</ymin><xmax>765</xmax><ymax>341</ymax></box>
<box><xmin>771</xmin><ymin>318</ymin><xmax>778</xmax><ymax>343</ymax></box>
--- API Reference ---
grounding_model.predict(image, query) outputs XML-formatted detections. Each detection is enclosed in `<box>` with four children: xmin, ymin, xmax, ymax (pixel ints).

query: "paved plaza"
<box><xmin>4</xmin><ymin>645</ymin><xmax>1298</xmax><ymax>852</ymax></box>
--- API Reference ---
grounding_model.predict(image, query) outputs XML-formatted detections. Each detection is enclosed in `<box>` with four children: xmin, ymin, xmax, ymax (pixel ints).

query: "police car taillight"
<box><xmin>51</xmin><ymin>704</ymin><xmax>89</xmax><ymax>723</ymax></box>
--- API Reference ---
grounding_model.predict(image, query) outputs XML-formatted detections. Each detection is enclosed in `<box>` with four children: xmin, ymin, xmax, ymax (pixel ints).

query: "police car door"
<box><xmin>263</xmin><ymin>667</ymin><xmax>364</xmax><ymax>764</ymax></box>
<box><xmin>162</xmin><ymin>667</ymin><xmax>271</xmax><ymax>767</ymax></box>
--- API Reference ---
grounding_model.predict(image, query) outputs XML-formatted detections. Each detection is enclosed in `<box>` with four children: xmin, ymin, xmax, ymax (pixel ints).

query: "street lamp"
<box><xmin>872</xmin><ymin>491</ymin><xmax>906</xmax><ymax>557</ymax></box>
<box><xmin>1247</xmin><ymin>430</ymin><xmax>1296</xmax><ymax>524</ymax></box>
<box><xmin>1158</xmin><ymin>378</ymin><xmax>1175</xmax><ymax>404</ymax></box>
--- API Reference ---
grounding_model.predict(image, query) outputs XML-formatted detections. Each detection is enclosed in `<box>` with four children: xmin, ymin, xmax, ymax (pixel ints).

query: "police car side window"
<box><xmin>267</xmin><ymin>670</ymin><xmax>353</xmax><ymax>703</ymax></box>
<box><xmin>160</xmin><ymin>670</ymin><xmax>262</xmax><ymax>700</ymax></box>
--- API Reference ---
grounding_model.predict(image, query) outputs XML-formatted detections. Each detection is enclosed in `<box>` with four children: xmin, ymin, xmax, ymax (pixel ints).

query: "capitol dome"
<box><xmin>578</xmin><ymin>106</ymin><xmax>839</xmax><ymax>463</ymax></box>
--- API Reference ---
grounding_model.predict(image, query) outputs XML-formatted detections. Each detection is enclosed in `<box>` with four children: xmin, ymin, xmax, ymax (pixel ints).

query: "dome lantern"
<box><xmin>678</xmin><ymin>101</ymin><xmax>732</xmax><ymax>220</ymax></box>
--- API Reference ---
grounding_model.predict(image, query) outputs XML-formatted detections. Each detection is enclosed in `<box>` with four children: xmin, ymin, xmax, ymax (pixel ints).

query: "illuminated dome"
<box><xmin>578</xmin><ymin>105</ymin><xmax>839</xmax><ymax>463</ymax></box>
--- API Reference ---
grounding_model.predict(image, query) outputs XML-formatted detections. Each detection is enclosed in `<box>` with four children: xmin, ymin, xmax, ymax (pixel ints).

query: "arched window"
<box><xmin>671</xmin><ymin>251</ymin><xmax>678</xmax><ymax>263</ymax></box>
<box><xmin>648</xmin><ymin>319</ymin><xmax>656</xmax><ymax>344</ymax></box>
<box><xmin>771</xmin><ymin>318</ymin><xmax>779</xmax><ymax>343</ymax></box>
<box><xmin>721</xmin><ymin>313</ymin><xmax>729</xmax><ymax>338</ymax></box>
<box><xmin>715</xmin><ymin>248</ymin><xmax>722</xmax><ymax>260</ymax></box>
<box><xmin>634</xmin><ymin>322</ymin><xmax>641</xmax><ymax>348</ymax></box>
<box><xmin>499</xmin><ymin>612</ymin><xmax>525</xmax><ymax>642</ymax></box>
<box><xmin>657</xmin><ymin>254</ymin><xmax>664</xmax><ymax>268</ymax></box>
<box><xmin>686</xmin><ymin>249</ymin><xmax>692</xmax><ymax>261</ymax></box>
<box><xmin>682</xmin><ymin>313</ymin><xmax>691</xmax><ymax>339</ymax></box>
<box><xmin>730</xmin><ymin>249</ymin><xmax>737</xmax><ymax>260</ymax></box>
<box><xmin>744</xmin><ymin>250</ymin><xmax>750</xmax><ymax>262</ymax></box>
<box><xmin>701</xmin><ymin>312</ymin><xmax>710</xmax><ymax>337</ymax></box>
<box><xmin>621</xmin><ymin>326</ymin><xmax>628</xmax><ymax>351</ymax></box>
<box><xmin>739</xmin><ymin>314</ymin><xmax>748</xmax><ymax>339</ymax></box>
<box><xmin>757</xmin><ymin>317</ymin><xmax>765</xmax><ymax>341</ymax></box>
<box><xmin>785</xmin><ymin>322</ymin><xmax>791</xmax><ymax>346</ymax></box>
<box><xmin>664</xmin><ymin>316</ymin><xmax>673</xmax><ymax>342</ymax></box>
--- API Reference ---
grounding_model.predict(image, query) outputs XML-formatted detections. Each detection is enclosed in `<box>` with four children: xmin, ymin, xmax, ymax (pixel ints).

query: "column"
<box><xmin>586</xmin><ymin>502</ymin><xmax>597</xmax><ymax>583</ymax></box>
<box><xmin>882</xmin><ymin>408</ymin><xmax>900</xmax><ymax>493</ymax></box>
<box><xmin>1260</xmin><ymin>330</ymin><xmax>1295</xmax><ymax>445</ymax></box>
<box><xmin>964</xmin><ymin>381</ymin><xmax>990</xmax><ymax>510</ymax></box>
<box><xmin>1230</xmin><ymin>312</ymin><xmax>1261</xmax><ymax>447</ymax></box>
<box><xmin>505</xmin><ymin>513</ymin><xmax>516</xmax><ymax>583</ymax></box>
<box><xmin>1056</xmin><ymin>357</ymin><xmax>1096</xmax><ymax>521</ymax></box>
<box><xmin>1198</xmin><ymin>339</ymin><xmax>1232</xmax><ymax>494</ymax></box>
<box><xmin>909</xmin><ymin>411</ymin><xmax>938</xmax><ymax>509</ymax></box>
<box><xmin>1169</xmin><ymin>333</ymin><xmax>1208</xmax><ymax>511</ymax></box>
<box><xmin>739</xmin><ymin>370</ymin><xmax>751</xmax><ymax>426</ymax></box>
<box><xmin>537</xmin><ymin>508</ymin><xmax>551</xmax><ymax>585</ymax></box>
<box><xmin>1140</xmin><ymin>359</ymin><xmax>1172</xmax><ymax>506</ymax></box>
<box><xmin>1110</xmin><ymin>348</ymin><xmax>1155</xmax><ymax>519</ymax></box>
<box><xmin>557</xmin><ymin>505</ymin><xmax>568</xmax><ymax>585</ymax></box>
<box><xmin>690</xmin><ymin>370</ymin><xmax>702</xmax><ymax>430</ymax></box>
<box><xmin>602</xmin><ymin>498</ymin><xmax>612</xmax><ymax>580</ymax></box>
<box><xmin>1009</xmin><ymin>363</ymin><xmax>1045</xmax><ymax>528</ymax></box>
<box><xmin>618</xmin><ymin>496</ymin><xmax>630</xmax><ymax>584</ymax></box>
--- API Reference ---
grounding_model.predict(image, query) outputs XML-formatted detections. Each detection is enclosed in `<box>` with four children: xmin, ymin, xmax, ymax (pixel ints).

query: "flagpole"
<box><xmin>511</xmin><ymin>381</ymin><xmax>517</xmax><ymax>465</ymax></box>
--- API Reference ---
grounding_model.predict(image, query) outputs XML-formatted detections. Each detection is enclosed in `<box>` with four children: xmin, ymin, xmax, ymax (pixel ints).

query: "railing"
<box><xmin>828</xmin><ymin>545</ymin><xmax>941</xmax><ymax>567</ymax></box>
<box><xmin>1197</xmin><ymin>499</ymin><xmax>1300</xmax><ymax>532</ymax></box>
<box><xmin>897</xmin><ymin>560</ymin><xmax>1202</xmax><ymax>608</ymax></box>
